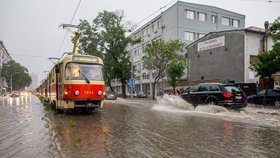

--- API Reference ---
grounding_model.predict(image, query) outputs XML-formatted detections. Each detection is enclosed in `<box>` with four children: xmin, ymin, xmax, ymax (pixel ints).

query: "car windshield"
<box><xmin>65</xmin><ymin>63</ymin><xmax>103</xmax><ymax>81</ymax></box>
<box><xmin>224</xmin><ymin>86</ymin><xmax>243</xmax><ymax>93</ymax></box>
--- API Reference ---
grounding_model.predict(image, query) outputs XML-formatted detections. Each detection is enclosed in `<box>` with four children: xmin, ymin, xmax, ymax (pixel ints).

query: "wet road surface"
<box><xmin>0</xmin><ymin>95</ymin><xmax>280</xmax><ymax>158</ymax></box>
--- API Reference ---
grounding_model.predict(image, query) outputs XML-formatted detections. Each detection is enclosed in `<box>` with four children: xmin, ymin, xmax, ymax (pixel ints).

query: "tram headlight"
<box><xmin>74</xmin><ymin>90</ymin><xmax>80</xmax><ymax>96</ymax></box>
<box><xmin>97</xmin><ymin>90</ymin><xmax>102</xmax><ymax>96</ymax></box>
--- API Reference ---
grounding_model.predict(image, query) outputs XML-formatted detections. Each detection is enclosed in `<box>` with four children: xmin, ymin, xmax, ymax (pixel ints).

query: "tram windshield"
<box><xmin>65</xmin><ymin>63</ymin><xmax>103</xmax><ymax>81</ymax></box>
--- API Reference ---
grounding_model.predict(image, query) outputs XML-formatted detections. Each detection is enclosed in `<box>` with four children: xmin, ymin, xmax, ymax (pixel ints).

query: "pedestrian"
<box><xmin>256</xmin><ymin>81</ymin><xmax>259</xmax><ymax>94</ymax></box>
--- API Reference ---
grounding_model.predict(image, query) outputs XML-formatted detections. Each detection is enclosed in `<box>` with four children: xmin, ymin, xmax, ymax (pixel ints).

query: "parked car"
<box><xmin>184</xmin><ymin>86</ymin><xmax>193</xmax><ymax>93</ymax></box>
<box><xmin>247</xmin><ymin>89</ymin><xmax>280</xmax><ymax>106</ymax></box>
<box><xmin>116</xmin><ymin>92</ymin><xmax>123</xmax><ymax>97</ymax></box>
<box><xmin>132</xmin><ymin>92</ymin><xmax>137</xmax><ymax>97</ymax></box>
<box><xmin>181</xmin><ymin>83</ymin><xmax>247</xmax><ymax>108</ymax></box>
<box><xmin>10</xmin><ymin>91</ymin><xmax>20</xmax><ymax>97</ymax></box>
<box><xmin>105</xmin><ymin>91</ymin><xmax>117</xmax><ymax>100</ymax></box>
<box><xmin>126</xmin><ymin>92</ymin><xmax>131</xmax><ymax>97</ymax></box>
<box><xmin>138</xmin><ymin>91</ymin><xmax>147</xmax><ymax>98</ymax></box>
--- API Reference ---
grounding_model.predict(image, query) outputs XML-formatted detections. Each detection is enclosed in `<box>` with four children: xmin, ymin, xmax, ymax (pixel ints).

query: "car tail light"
<box><xmin>223</xmin><ymin>93</ymin><xmax>234</xmax><ymax>98</ymax></box>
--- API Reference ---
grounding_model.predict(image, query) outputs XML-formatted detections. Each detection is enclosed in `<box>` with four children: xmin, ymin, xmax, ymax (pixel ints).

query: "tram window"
<box><xmin>65</xmin><ymin>63</ymin><xmax>103</xmax><ymax>80</ymax></box>
<box><xmin>72</xmin><ymin>64</ymin><xmax>80</xmax><ymax>78</ymax></box>
<box><xmin>65</xmin><ymin>64</ymin><xmax>72</xmax><ymax>80</ymax></box>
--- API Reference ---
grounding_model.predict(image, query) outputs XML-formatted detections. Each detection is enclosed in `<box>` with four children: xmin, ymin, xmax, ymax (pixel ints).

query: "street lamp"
<box><xmin>10</xmin><ymin>72</ymin><xmax>19</xmax><ymax>92</ymax></box>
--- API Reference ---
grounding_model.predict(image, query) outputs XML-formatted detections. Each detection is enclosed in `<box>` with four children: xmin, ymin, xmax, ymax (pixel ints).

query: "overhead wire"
<box><xmin>10</xmin><ymin>53</ymin><xmax>49</xmax><ymax>59</ymax></box>
<box><xmin>134</xmin><ymin>0</ymin><xmax>177</xmax><ymax>30</ymax></box>
<box><xmin>55</xmin><ymin>0</ymin><xmax>82</xmax><ymax>58</ymax></box>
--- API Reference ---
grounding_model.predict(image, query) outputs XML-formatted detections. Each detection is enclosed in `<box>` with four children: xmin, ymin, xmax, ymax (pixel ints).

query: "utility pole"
<box><xmin>130</xmin><ymin>56</ymin><xmax>134</xmax><ymax>98</ymax></box>
<box><xmin>264</xmin><ymin>21</ymin><xmax>269</xmax><ymax>52</ymax></box>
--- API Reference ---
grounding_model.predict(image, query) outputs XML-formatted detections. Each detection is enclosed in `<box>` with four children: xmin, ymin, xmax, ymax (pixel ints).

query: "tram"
<box><xmin>38</xmin><ymin>53</ymin><xmax>105</xmax><ymax>111</ymax></box>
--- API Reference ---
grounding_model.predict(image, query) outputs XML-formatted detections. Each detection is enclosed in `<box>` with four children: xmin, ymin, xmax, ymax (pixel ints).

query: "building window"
<box><xmin>147</xmin><ymin>27</ymin><xmax>151</xmax><ymax>36</ymax></box>
<box><xmin>185</xmin><ymin>32</ymin><xmax>195</xmax><ymax>41</ymax></box>
<box><xmin>152</xmin><ymin>22</ymin><xmax>157</xmax><ymax>33</ymax></box>
<box><xmin>143</xmin><ymin>74</ymin><xmax>150</xmax><ymax>79</ymax></box>
<box><xmin>157</xmin><ymin>20</ymin><xmax>162</xmax><ymax>29</ymax></box>
<box><xmin>198</xmin><ymin>12</ymin><xmax>206</xmax><ymax>22</ymax></box>
<box><xmin>138</xmin><ymin>63</ymin><xmax>141</xmax><ymax>71</ymax></box>
<box><xmin>211</xmin><ymin>15</ymin><xmax>217</xmax><ymax>23</ymax></box>
<box><xmin>185</xmin><ymin>10</ymin><xmax>195</xmax><ymax>19</ymax></box>
<box><xmin>232</xmin><ymin>19</ymin><xmax>240</xmax><ymax>27</ymax></box>
<box><xmin>221</xmin><ymin>17</ymin><xmax>230</xmax><ymax>26</ymax></box>
<box><xmin>198</xmin><ymin>33</ymin><xmax>205</xmax><ymax>39</ymax></box>
<box><xmin>142</xmin><ymin>29</ymin><xmax>146</xmax><ymax>37</ymax></box>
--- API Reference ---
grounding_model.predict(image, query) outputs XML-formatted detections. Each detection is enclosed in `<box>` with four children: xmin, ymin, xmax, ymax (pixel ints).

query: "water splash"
<box><xmin>194</xmin><ymin>105</ymin><xmax>228</xmax><ymax>113</ymax></box>
<box><xmin>153</xmin><ymin>94</ymin><xmax>230</xmax><ymax>114</ymax></box>
<box><xmin>153</xmin><ymin>94</ymin><xmax>194</xmax><ymax>111</ymax></box>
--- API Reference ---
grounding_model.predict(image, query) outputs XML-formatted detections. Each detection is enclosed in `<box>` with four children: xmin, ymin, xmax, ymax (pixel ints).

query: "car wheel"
<box><xmin>207</xmin><ymin>100</ymin><xmax>217</xmax><ymax>106</ymax></box>
<box><xmin>275</xmin><ymin>100</ymin><xmax>280</xmax><ymax>107</ymax></box>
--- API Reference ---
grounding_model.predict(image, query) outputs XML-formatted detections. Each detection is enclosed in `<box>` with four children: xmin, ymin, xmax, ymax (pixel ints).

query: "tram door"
<box><xmin>55</xmin><ymin>64</ymin><xmax>63</xmax><ymax>105</ymax></box>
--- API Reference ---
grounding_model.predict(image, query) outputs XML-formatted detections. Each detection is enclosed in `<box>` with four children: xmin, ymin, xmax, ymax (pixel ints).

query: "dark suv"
<box><xmin>181</xmin><ymin>83</ymin><xmax>247</xmax><ymax>108</ymax></box>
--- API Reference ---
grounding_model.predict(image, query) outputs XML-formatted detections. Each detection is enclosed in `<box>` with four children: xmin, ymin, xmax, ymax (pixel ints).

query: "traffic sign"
<box><xmin>129</xmin><ymin>79</ymin><xmax>135</xmax><ymax>88</ymax></box>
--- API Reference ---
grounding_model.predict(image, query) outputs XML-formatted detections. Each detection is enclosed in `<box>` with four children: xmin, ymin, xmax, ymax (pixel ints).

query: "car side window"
<box><xmin>210</xmin><ymin>85</ymin><xmax>220</xmax><ymax>91</ymax></box>
<box><xmin>190</xmin><ymin>86</ymin><xmax>199</xmax><ymax>92</ymax></box>
<box><xmin>198</xmin><ymin>85</ymin><xmax>210</xmax><ymax>92</ymax></box>
<box><xmin>258</xmin><ymin>90</ymin><xmax>265</xmax><ymax>96</ymax></box>
<box><xmin>271</xmin><ymin>90</ymin><xmax>280</xmax><ymax>96</ymax></box>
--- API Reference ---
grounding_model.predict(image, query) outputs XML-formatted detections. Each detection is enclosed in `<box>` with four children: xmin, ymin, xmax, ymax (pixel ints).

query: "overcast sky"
<box><xmin>0</xmin><ymin>0</ymin><xmax>279</xmax><ymax>82</ymax></box>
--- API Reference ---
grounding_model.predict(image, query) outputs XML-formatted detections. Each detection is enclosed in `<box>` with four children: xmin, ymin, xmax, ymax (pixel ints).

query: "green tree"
<box><xmin>269</xmin><ymin>17</ymin><xmax>280</xmax><ymax>71</ymax></box>
<box><xmin>143</xmin><ymin>39</ymin><xmax>185</xmax><ymax>100</ymax></box>
<box><xmin>77</xmin><ymin>10</ymin><xmax>139</xmax><ymax>97</ymax></box>
<box><xmin>167</xmin><ymin>59</ymin><xmax>186</xmax><ymax>94</ymax></box>
<box><xmin>1</xmin><ymin>60</ymin><xmax>32</xmax><ymax>91</ymax></box>
<box><xmin>250</xmin><ymin>17</ymin><xmax>280</xmax><ymax>105</ymax></box>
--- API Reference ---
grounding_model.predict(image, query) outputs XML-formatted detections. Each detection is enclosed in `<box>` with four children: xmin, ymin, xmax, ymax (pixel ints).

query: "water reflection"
<box><xmin>1</xmin><ymin>96</ymin><xmax>280</xmax><ymax>158</ymax></box>
<box><xmin>223</xmin><ymin>119</ymin><xmax>233</xmax><ymax>145</ymax></box>
<box><xmin>0</xmin><ymin>96</ymin><xmax>62</xmax><ymax>157</ymax></box>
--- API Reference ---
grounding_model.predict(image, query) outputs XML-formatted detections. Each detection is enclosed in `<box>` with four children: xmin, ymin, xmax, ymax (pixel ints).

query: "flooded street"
<box><xmin>1</xmin><ymin>95</ymin><xmax>280</xmax><ymax>158</ymax></box>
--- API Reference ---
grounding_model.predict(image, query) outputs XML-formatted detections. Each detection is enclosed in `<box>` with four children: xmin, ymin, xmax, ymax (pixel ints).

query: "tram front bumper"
<box><xmin>74</xmin><ymin>100</ymin><xmax>102</xmax><ymax>108</ymax></box>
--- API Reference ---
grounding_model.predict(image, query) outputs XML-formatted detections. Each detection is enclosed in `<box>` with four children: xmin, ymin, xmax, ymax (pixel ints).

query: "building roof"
<box><xmin>187</xmin><ymin>26</ymin><xmax>266</xmax><ymax>47</ymax></box>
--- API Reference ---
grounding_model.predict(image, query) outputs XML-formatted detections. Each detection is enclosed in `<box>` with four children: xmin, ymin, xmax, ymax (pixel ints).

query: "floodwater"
<box><xmin>0</xmin><ymin>95</ymin><xmax>280</xmax><ymax>158</ymax></box>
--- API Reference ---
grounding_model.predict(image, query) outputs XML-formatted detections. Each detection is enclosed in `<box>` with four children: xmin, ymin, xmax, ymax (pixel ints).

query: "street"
<box><xmin>0</xmin><ymin>95</ymin><xmax>280</xmax><ymax>158</ymax></box>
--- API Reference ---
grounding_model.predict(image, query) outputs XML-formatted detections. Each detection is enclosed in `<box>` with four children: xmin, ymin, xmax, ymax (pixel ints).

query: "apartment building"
<box><xmin>112</xmin><ymin>1</ymin><xmax>245</xmax><ymax>96</ymax></box>
<box><xmin>0</xmin><ymin>40</ymin><xmax>12</xmax><ymax>93</ymax></box>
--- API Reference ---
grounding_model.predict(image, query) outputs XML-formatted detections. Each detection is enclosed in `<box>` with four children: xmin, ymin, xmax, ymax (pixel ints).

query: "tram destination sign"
<box><xmin>73</xmin><ymin>56</ymin><xmax>99</xmax><ymax>62</ymax></box>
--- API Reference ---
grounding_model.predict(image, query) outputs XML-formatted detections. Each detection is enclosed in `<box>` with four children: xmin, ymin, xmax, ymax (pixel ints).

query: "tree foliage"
<box><xmin>77</xmin><ymin>10</ymin><xmax>139</xmax><ymax>96</ymax></box>
<box><xmin>1</xmin><ymin>60</ymin><xmax>32</xmax><ymax>91</ymax></box>
<box><xmin>143</xmin><ymin>39</ymin><xmax>185</xmax><ymax>99</ymax></box>
<box><xmin>167</xmin><ymin>59</ymin><xmax>186</xmax><ymax>94</ymax></box>
<box><xmin>250</xmin><ymin>17</ymin><xmax>280</xmax><ymax>105</ymax></box>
